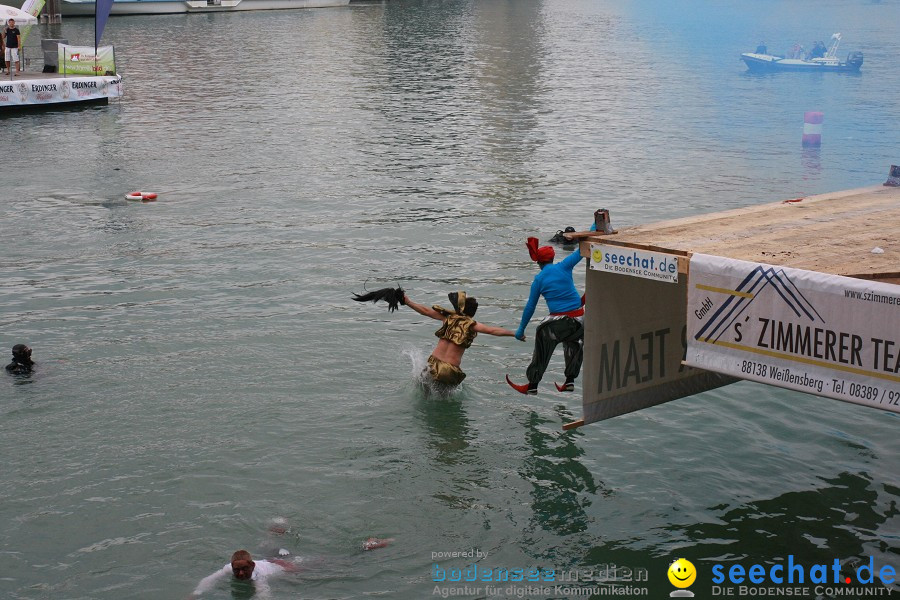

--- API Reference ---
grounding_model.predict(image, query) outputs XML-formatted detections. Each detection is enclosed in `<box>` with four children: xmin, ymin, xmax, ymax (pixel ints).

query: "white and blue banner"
<box><xmin>686</xmin><ymin>253</ymin><xmax>900</xmax><ymax>413</ymax></box>
<box><xmin>0</xmin><ymin>75</ymin><xmax>122</xmax><ymax>108</ymax></box>
<box><xmin>589</xmin><ymin>243</ymin><xmax>680</xmax><ymax>283</ymax></box>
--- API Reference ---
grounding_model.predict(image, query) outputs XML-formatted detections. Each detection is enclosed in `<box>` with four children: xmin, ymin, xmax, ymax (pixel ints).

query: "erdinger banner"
<box><xmin>0</xmin><ymin>76</ymin><xmax>122</xmax><ymax>107</ymax></box>
<box><xmin>686</xmin><ymin>253</ymin><xmax>900</xmax><ymax>413</ymax></box>
<box><xmin>58</xmin><ymin>45</ymin><xmax>116</xmax><ymax>76</ymax></box>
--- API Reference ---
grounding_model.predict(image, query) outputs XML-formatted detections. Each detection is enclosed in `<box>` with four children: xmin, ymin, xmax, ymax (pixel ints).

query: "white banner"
<box><xmin>0</xmin><ymin>76</ymin><xmax>122</xmax><ymax>108</ymax></box>
<box><xmin>686</xmin><ymin>253</ymin><xmax>900</xmax><ymax>413</ymax></box>
<box><xmin>589</xmin><ymin>243</ymin><xmax>679</xmax><ymax>283</ymax></box>
<box><xmin>58</xmin><ymin>45</ymin><xmax>117</xmax><ymax>76</ymax></box>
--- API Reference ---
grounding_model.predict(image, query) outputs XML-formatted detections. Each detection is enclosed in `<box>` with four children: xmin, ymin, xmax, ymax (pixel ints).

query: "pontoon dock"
<box><xmin>568</xmin><ymin>183</ymin><xmax>900</xmax><ymax>428</ymax></box>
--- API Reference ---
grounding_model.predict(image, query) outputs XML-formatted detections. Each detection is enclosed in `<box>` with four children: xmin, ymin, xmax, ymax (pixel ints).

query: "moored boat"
<box><xmin>58</xmin><ymin>0</ymin><xmax>348</xmax><ymax>16</ymax></box>
<box><xmin>741</xmin><ymin>33</ymin><xmax>863</xmax><ymax>73</ymax></box>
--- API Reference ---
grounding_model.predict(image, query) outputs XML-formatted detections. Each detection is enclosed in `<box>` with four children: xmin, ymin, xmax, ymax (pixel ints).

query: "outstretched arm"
<box><xmin>363</xmin><ymin>537</ymin><xmax>394</xmax><ymax>550</ymax></box>
<box><xmin>473</xmin><ymin>322</ymin><xmax>518</xmax><ymax>338</ymax></box>
<box><xmin>269</xmin><ymin>558</ymin><xmax>298</xmax><ymax>572</ymax></box>
<box><xmin>515</xmin><ymin>279</ymin><xmax>542</xmax><ymax>340</ymax></box>
<box><xmin>403</xmin><ymin>294</ymin><xmax>444</xmax><ymax>321</ymax></box>
<box><xmin>560</xmin><ymin>245</ymin><xmax>585</xmax><ymax>273</ymax></box>
<box><xmin>189</xmin><ymin>565</ymin><xmax>230</xmax><ymax>598</ymax></box>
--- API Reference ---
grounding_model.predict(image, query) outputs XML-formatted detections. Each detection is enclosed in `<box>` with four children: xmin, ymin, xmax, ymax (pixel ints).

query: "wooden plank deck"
<box><xmin>576</xmin><ymin>184</ymin><xmax>900</xmax><ymax>283</ymax></box>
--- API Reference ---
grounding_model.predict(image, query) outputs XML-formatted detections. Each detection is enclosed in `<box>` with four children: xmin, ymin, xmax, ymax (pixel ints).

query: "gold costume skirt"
<box><xmin>427</xmin><ymin>355</ymin><xmax>467</xmax><ymax>387</ymax></box>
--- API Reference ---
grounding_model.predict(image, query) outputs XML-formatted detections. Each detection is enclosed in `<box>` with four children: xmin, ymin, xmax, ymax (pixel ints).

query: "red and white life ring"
<box><xmin>125</xmin><ymin>191</ymin><xmax>158</xmax><ymax>201</ymax></box>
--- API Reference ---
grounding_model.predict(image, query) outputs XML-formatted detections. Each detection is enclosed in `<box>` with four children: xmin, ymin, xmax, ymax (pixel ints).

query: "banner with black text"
<box><xmin>686</xmin><ymin>253</ymin><xmax>900</xmax><ymax>413</ymax></box>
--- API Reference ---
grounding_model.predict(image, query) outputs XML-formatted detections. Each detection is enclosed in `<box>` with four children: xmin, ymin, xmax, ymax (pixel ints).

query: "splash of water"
<box><xmin>400</xmin><ymin>346</ymin><xmax>463</xmax><ymax>398</ymax></box>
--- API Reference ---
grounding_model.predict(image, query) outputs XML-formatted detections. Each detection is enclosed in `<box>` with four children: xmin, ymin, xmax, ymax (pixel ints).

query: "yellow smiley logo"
<box><xmin>667</xmin><ymin>558</ymin><xmax>696</xmax><ymax>588</ymax></box>
<box><xmin>591</xmin><ymin>248</ymin><xmax>604</xmax><ymax>263</ymax></box>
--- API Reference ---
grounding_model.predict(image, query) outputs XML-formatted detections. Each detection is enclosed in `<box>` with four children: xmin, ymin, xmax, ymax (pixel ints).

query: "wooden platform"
<box><xmin>572</xmin><ymin>183</ymin><xmax>899</xmax><ymax>428</ymax></box>
<box><xmin>576</xmin><ymin>185</ymin><xmax>900</xmax><ymax>284</ymax></box>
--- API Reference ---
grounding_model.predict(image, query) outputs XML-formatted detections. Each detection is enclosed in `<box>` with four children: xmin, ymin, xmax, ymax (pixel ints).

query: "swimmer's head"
<box><xmin>230</xmin><ymin>550</ymin><xmax>255</xmax><ymax>580</ymax></box>
<box><xmin>268</xmin><ymin>517</ymin><xmax>288</xmax><ymax>535</ymax></box>
<box><xmin>11</xmin><ymin>344</ymin><xmax>32</xmax><ymax>363</ymax></box>
<box><xmin>448</xmin><ymin>292</ymin><xmax>478</xmax><ymax>317</ymax></box>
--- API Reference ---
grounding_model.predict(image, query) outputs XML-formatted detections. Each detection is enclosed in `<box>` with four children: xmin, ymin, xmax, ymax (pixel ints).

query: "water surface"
<box><xmin>2</xmin><ymin>0</ymin><xmax>898</xmax><ymax>598</ymax></box>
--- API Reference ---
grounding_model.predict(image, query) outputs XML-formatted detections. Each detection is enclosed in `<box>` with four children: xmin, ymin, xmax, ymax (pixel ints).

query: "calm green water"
<box><xmin>2</xmin><ymin>1</ymin><xmax>898</xmax><ymax>598</ymax></box>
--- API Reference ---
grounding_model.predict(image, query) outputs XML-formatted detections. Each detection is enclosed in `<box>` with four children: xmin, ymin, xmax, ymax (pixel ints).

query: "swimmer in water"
<box><xmin>362</xmin><ymin>536</ymin><xmax>394</xmax><ymax>551</ymax></box>
<box><xmin>189</xmin><ymin>539</ymin><xmax>393</xmax><ymax>598</ymax></box>
<box><xmin>188</xmin><ymin>549</ymin><xmax>298</xmax><ymax>598</ymax></box>
<box><xmin>352</xmin><ymin>287</ymin><xmax>521</xmax><ymax>387</ymax></box>
<box><xmin>5</xmin><ymin>344</ymin><xmax>33</xmax><ymax>375</ymax></box>
<box><xmin>549</xmin><ymin>226</ymin><xmax>578</xmax><ymax>245</ymax></box>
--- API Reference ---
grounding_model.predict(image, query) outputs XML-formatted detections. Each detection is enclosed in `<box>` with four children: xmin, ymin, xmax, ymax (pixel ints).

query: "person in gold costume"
<box><xmin>403</xmin><ymin>291</ymin><xmax>519</xmax><ymax>386</ymax></box>
<box><xmin>352</xmin><ymin>286</ymin><xmax>518</xmax><ymax>387</ymax></box>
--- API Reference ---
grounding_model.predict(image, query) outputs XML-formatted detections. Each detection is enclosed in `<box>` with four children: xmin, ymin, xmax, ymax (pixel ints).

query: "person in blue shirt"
<box><xmin>507</xmin><ymin>236</ymin><xmax>586</xmax><ymax>395</ymax></box>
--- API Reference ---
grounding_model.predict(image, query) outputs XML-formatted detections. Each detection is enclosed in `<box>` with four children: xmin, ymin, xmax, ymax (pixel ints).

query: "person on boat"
<box><xmin>352</xmin><ymin>287</ymin><xmax>518</xmax><ymax>387</ymax></box>
<box><xmin>808</xmin><ymin>41</ymin><xmax>826</xmax><ymax>59</ymax></box>
<box><xmin>507</xmin><ymin>237</ymin><xmax>585</xmax><ymax>395</ymax></box>
<box><xmin>755</xmin><ymin>42</ymin><xmax>767</xmax><ymax>55</ymax></box>
<box><xmin>5</xmin><ymin>344</ymin><xmax>34</xmax><ymax>375</ymax></box>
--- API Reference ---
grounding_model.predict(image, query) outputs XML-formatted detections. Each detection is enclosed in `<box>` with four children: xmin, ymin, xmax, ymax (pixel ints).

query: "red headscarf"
<box><xmin>526</xmin><ymin>237</ymin><xmax>555</xmax><ymax>264</ymax></box>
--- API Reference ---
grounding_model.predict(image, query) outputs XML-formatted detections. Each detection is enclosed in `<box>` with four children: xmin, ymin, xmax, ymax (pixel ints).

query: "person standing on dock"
<box><xmin>4</xmin><ymin>19</ymin><xmax>21</xmax><ymax>76</ymax></box>
<box><xmin>507</xmin><ymin>236</ymin><xmax>585</xmax><ymax>395</ymax></box>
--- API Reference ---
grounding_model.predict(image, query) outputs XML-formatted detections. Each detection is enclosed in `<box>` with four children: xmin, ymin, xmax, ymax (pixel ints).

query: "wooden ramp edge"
<box><xmin>574</xmin><ymin>185</ymin><xmax>900</xmax><ymax>283</ymax></box>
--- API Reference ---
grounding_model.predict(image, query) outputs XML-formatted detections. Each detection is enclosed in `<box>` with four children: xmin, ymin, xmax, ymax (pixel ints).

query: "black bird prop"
<box><xmin>351</xmin><ymin>285</ymin><xmax>406</xmax><ymax>313</ymax></box>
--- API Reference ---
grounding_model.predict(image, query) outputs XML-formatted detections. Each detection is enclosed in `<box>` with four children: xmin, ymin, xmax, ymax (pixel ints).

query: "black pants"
<box><xmin>526</xmin><ymin>316</ymin><xmax>584</xmax><ymax>385</ymax></box>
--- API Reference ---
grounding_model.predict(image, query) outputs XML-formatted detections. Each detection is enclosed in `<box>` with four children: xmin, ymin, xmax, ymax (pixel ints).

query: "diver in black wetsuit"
<box><xmin>5</xmin><ymin>344</ymin><xmax>34</xmax><ymax>374</ymax></box>
<box><xmin>549</xmin><ymin>226</ymin><xmax>577</xmax><ymax>245</ymax></box>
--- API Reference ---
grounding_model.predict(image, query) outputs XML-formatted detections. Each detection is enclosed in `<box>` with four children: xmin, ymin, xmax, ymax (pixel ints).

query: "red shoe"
<box><xmin>506</xmin><ymin>375</ymin><xmax>537</xmax><ymax>395</ymax></box>
<box><xmin>555</xmin><ymin>381</ymin><xmax>575</xmax><ymax>392</ymax></box>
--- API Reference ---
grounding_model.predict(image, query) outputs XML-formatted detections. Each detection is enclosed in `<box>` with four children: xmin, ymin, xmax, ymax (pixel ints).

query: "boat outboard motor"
<box><xmin>847</xmin><ymin>51</ymin><xmax>864</xmax><ymax>68</ymax></box>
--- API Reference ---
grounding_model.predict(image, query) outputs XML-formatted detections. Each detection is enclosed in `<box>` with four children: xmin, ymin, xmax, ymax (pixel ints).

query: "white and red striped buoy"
<box><xmin>125</xmin><ymin>191</ymin><xmax>158</xmax><ymax>201</ymax></box>
<box><xmin>802</xmin><ymin>111</ymin><xmax>823</xmax><ymax>147</ymax></box>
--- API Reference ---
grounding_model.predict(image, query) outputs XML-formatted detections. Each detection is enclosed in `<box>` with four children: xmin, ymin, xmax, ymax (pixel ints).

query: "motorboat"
<box><xmin>741</xmin><ymin>33</ymin><xmax>863</xmax><ymax>73</ymax></box>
